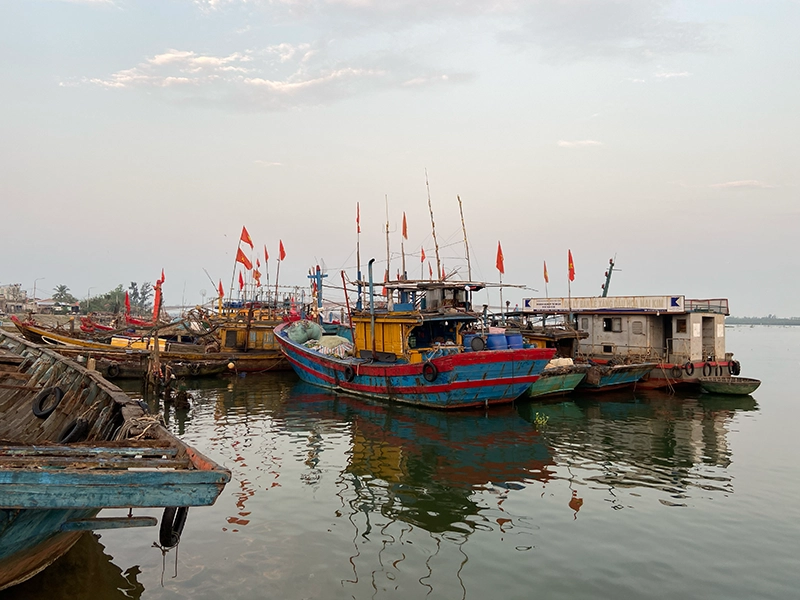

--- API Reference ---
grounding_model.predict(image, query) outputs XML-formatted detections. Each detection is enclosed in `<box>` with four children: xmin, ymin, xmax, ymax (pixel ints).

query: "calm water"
<box><xmin>4</xmin><ymin>325</ymin><xmax>799</xmax><ymax>599</ymax></box>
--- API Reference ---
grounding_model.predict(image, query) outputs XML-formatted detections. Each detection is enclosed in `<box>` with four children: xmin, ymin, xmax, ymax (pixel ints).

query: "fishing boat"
<box><xmin>526</xmin><ymin>359</ymin><xmax>590</xmax><ymax>399</ymax></box>
<box><xmin>0</xmin><ymin>330</ymin><xmax>230</xmax><ymax>591</ymax></box>
<box><xmin>520</xmin><ymin>295</ymin><xmax>742</xmax><ymax>390</ymax></box>
<box><xmin>699</xmin><ymin>376</ymin><xmax>761</xmax><ymax>395</ymax></box>
<box><xmin>275</xmin><ymin>273</ymin><xmax>556</xmax><ymax>409</ymax></box>
<box><xmin>11</xmin><ymin>306</ymin><xmax>289</xmax><ymax>379</ymax></box>
<box><xmin>576</xmin><ymin>361</ymin><xmax>658</xmax><ymax>392</ymax></box>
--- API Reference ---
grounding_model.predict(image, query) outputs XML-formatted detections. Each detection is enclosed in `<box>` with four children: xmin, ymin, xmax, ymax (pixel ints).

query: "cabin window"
<box><xmin>632</xmin><ymin>321</ymin><xmax>644</xmax><ymax>335</ymax></box>
<box><xmin>603</xmin><ymin>345</ymin><xmax>613</xmax><ymax>353</ymax></box>
<box><xmin>224</xmin><ymin>330</ymin><xmax>237</xmax><ymax>348</ymax></box>
<box><xmin>581</xmin><ymin>318</ymin><xmax>589</xmax><ymax>330</ymax></box>
<box><xmin>603</xmin><ymin>318</ymin><xmax>622</xmax><ymax>332</ymax></box>
<box><xmin>676</xmin><ymin>318</ymin><xmax>687</xmax><ymax>334</ymax></box>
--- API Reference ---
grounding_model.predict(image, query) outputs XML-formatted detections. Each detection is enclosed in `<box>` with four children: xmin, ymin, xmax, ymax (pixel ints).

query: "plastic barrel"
<box><xmin>505</xmin><ymin>331</ymin><xmax>524</xmax><ymax>349</ymax></box>
<box><xmin>486</xmin><ymin>333</ymin><xmax>508</xmax><ymax>350</ymax></box>
<box><xmin>463</xmin><ymin>334</ymin><xmax>477</xmax><ymax>352</ymax></box>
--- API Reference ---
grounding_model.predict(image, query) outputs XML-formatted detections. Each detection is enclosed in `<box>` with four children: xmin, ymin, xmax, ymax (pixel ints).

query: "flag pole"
<box><xmin>356</xmin><ymin>203</ymin><xmax>362</xmax><ymax>310</ymax></box>
<box><xmin>385</xmin><ymin>195</ymin><xmax>391</xmax><ymax>287</ymax></box>
<box><xmin>457</xmin><ymin>195</ymin><xmax>472</xmax><ymax>280</ymax></box>
<box><xmin>401</xmin><ymin>213</ymin><xmax>407</xmax><ymax>281</ymax></box>
<box><xmin>425</xmin><ymin>169</ymin><xmax>442</xmax><ymax>280</ymax></box>
<box><xmin>274</xmin><ymin>258</ymin><xmax>282</xmax><ymax>312</ymax></box>
<box><xmin>228</xmin><ymin>238</ymin><xmax>242</xmax><ymax>305</ymax></box>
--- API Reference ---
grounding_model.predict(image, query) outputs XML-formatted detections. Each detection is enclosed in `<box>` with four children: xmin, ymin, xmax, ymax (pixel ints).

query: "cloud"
<box><xmin>254</xmin><ymin>160</ymin><xmax>284</xmax><ymax>167</ymax></box>
<box><xmin>654</xmin><ymin>71</ymin><xmax>690</xmax><ymax>78</ymax></box>
<box><xmin>709</xmin><ymin>180</ymin><xmax>777</xmax><ymax>190</ymax></box>
<box><xmin>558</xmin><ymin>140</ymin><xmax>603</xmax><ymax>148</ymax></box>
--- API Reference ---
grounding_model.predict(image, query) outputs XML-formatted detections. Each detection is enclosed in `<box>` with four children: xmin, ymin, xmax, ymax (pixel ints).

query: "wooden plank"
<box><xmin>61</xmin><ymin>516</ymin><xmax>158</xmax><ymax>531</ymax></box>
<box><xmin>0</xmin><ymin>456</ymin><xmax>188</xmax><ymax>469</ymax></box>
<box><xmin>0</xmin><ymin>445</ymin><xmax>179</xmax><ymax>457</ymax></box>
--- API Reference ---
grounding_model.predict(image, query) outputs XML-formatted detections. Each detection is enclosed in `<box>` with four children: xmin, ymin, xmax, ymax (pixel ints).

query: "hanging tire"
<box><xmin>159</xmin><ymin>506</ymin><xmax>189</xmax><ymax>548</ymax></box>
<box><xmin>729</xmin><ymin>360</ymin><xmax>741</xmax><ymax>376</ymax></box>
<box><xmin>32</xmin><ymin>386</ymin><xmax>64</xmax><ymax>419</ymax></box>
<box><xmin>343</xmin><ymin>365</ymin><xmax>356</xmax><ymax>382</ymax></box>
<box><xmin>684</xmin><ymin>362</ymin><xmax>695</xmax><ymax>376</ymax></box>
<box><xmin>105</xmin><ymin>363</ymin><xmax>120</xmax><ymax>378</ymax></box>
<box><xmin>703</xmin><ymin>362</ymin><xmax>713</xmax><ymax>377</ymax></box>
<box><xmin>422</xmin><ymin>361</ymin><xmax>438</xmax><ymax>382</ymax></box>
<box><xmin>189</xmin><ymin>363</ymin><xmax>201</xmax><ymax>376</ymax></box>
<box><xmin>715</xmin><ymin>364</ymin><xmax>724</xmax><ymax>376</ymax></box>
<box><xmin>58</xmin><ymin>418</ymin><xmax>89</xmax><ymax>443</ymax></box>
<box><xmin>671</xmin><ymin>365</ymin><xmax>682</xmax><ymax>379</ymax></box>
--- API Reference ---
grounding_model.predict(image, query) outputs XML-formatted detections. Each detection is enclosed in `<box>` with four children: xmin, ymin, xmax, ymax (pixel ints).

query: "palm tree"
<box><xmin>52</xmin><ymin>284</ymin><xmax>77</xmax><ymax>303</ymax></box>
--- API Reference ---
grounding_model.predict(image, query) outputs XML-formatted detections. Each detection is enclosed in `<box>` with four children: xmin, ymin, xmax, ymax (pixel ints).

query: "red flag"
<box><xmin>236</xmin><ymin>248</ymin><xmax>253</xmax><ymax>270</ymax></box>
<box><xmin>160</xmin><ymin>268</ymin><xmax>165</xmax><ymax>284</ymax></box>
<box><xmin>279</xmin><ymin>240</ymin><xmax>286</xmax><ymax>261</ymax></box>
<box><xmin>382</xmin><ymin>269</ymin><xmax>388</xmax><ymax>296</ymax></box>
<box><xmin>152</xmin><ymin>282</ymin><xmax>162</xmax><ymax>323</ymax></box>
<box><xmin>568</xmin><ymin>249</ymin><xmax>575</xmax><ymax>281</ymax></box>
<box><xmin>496</xmin><ymin>241</ymin><xmax>505</xmax><ymax>274</ymax></box>
<box><xmin>543</xmin><ymin>260</ymin><xmax>549</xmax><ymax>284</ymax></box>
<box><xmin>256</xmin><ymin>257</ymin><xmax>261</xmax><ymax>268</ymax></box>
<box><xmin>402</xmin><ymin>212</ymin><xmax>408</xmax><ymax>240</ymax></box>
<box><xmin>428</xmin><ymin>262</ymin><xmax>433</xmax><ymax>279</ymax></box>
<box><xmin>218</xmin><ymin>280</ymin><xmax>224</xmax><ymax>298</ymax></box>
<box><xmin>420</xmin><ymin>247</ymin><xmax>426</xmax><ymax>262</ymax></box>
<box><xmin>441</xmin><ymin>264</ymin><xmax>446</xmax><ymax>280</ymax></box>
<box><xmin>356</xmin><ymin>203</ymin><xmax>361</xmax><ymax>234</ymax></box>
<box><xmin>264</xmin><ymin>245</ymin><xmax>269</xmax><ymax>262</ymax></box>
<box><xmin>124</xmin><ymin>290</ymin><xmax>131</xmax><ymax>314</ymax></box>
<box><xmin>253</xmin><ymin>269</ymin><xmax>261</xmax><ymax>286</ymax></box>
<box><xmin>238</xmin><ymin>271</ymin><xmax>245</xmax><ymax>290</ymax></box>
<box><xmin>240</xmin><ymin>226</ymin><xmax>254</xmax><ymax>249</ymax></box>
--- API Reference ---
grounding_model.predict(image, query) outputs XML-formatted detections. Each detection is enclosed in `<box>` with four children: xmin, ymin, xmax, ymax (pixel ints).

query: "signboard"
<box><xmin>522</xmin><ymin>295</ymin><xmax>685</xmax><ymax>314</ymax></box>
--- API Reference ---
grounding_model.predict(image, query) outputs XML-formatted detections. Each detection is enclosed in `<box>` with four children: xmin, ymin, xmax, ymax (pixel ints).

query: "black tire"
<box><xmin>159</xmin><ymin>506</ymin><xmax>189</xmax><ymax>548</ymax></box>
<box><xmin>715</xmin><ymin>364</ymin><xmax>724</xmax><ymax>376</ymax></box>
<box><xmin>684</xmin><ymin>362</ymin><xmax>695</xmax><ymax>376</ymax></box>
<box><xmin>671</xmin><ymin>365</ymin><xmax>682</xmax><ymax>379</ymax></box>
<box><xmin>32</xmin><ymin>386</ymin><xmax>64</xmax><ymax>419</ymax></box>
<box><xmin>105</xmin><ymin>363</ymin><xmax>120</xmax><ymax>378</ymax></box>
<box><xmin>422</xmin><ymin>361</ymin><xmax>438</xmax><ymax>383</ymax></box>
<box><xmin>58</xmin><ymin>418</ymin><xmax>89</xmax><ymax>443</ymax></box>
<box><xmin>729</xmin><ymin>360</ymin><xmax>741</xmax><ymax>376</ymax></box>
<box><xmin>470</xmin><ymin>336</ymin><xmax>486</xmax><ymax>352</ymax></box>
<box><xmin>703</xmin><ymin>362</ymin><xmax>712</xmax><ymax>377</ymax></box>
<box><xmin>343</xmin><ymin>365</ymin><xmax>356</xmax><ymax>382</ymax></box>
<box><xmin>189</xmin><ymin>363</ymin><xmax>200</xmax><ymax>376</ymax></box>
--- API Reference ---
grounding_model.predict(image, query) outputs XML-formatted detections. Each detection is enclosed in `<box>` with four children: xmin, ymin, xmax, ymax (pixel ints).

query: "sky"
<box><xmin>1</xmin><ymin>0</ymin><xmax>798</xmax><ymax>317</ymax></box>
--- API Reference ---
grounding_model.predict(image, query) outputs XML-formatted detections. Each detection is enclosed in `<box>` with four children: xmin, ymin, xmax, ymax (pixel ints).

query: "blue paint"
<box><xmin>486</xmin><ymin>333</ymin><xmax>508</xmax><ymax>350</ymax></box>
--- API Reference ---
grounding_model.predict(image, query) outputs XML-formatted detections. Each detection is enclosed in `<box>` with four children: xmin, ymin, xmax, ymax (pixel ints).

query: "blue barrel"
<box><xmin>463</xmin><ymin>333</ymin><xmax>478</xmax><ymax>352</ymax></box>
<box><xmin>486</xmin><ymin>333</ymin><xmax>508</xmax><ymax>350</ymax></box>
<box><xmin>505</xmin><ymin>331</ymin><xmax>524</xmax><ymax>349</ymax></box>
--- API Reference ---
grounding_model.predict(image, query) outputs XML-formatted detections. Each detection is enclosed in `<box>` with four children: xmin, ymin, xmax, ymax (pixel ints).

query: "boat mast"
<box><xmin>356</xmin><ymin>202</ymin><xmax>362</xmax><ymax>310</ymax></box>
<box><xmin>425</xmin><ymin>169</ymin><xmax>442</xmax><ymax>280</ymax></box>
<box><xmin>457</xmin><ymin>195</ymin><xmax>472</xmax><ymax>280</ymax></box>
<box><xmin>385</xmin><ymin>195</ymin><xmax>391</xmax><ymax>287</ymax></box>
<box><xmin>601</xmin><ymin>256</ymin><xmax>616</xmax><ymax>297</ymax></box>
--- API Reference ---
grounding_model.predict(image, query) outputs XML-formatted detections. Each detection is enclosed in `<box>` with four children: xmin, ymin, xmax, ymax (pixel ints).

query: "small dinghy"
<box><xmin>699</xmin><ymin>376</ymin><xmax>761</xmax><ymax>395</ymax></box>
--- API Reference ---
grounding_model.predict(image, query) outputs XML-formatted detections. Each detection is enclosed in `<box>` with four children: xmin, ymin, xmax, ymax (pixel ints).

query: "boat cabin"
<box><xmin>350</xmin><ymin>281</ymin><xmax>485</xmax><ymax>363</ymax></box>
<box><xmin>520</xmin><ymin>295</ymin><xmax>730</xmax><ymax>364</ymax></box>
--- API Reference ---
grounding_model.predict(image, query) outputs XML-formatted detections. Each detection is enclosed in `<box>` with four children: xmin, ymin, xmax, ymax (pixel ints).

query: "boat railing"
<box><xmin>579</xmin><ymin>342</ymin><xmax>664</xmax><ymax>361</ymax></box>
<box><xmin>686</xmin><ymin>299</ymin><xmax>729</xmax><ymax>315</ymax></box>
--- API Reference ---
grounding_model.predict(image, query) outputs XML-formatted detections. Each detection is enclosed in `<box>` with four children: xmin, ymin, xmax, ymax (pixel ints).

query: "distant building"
<box><xmin>0</xmin><ymin>284</ymin><xmax>27</xmax><ymax>314</ymax></box>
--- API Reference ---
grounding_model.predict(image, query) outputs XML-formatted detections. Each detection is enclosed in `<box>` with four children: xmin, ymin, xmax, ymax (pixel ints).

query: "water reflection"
<box><xmin>2</xmin><ymin>533</ymin><xmax>144</xmax><ymax>600</ymax></box>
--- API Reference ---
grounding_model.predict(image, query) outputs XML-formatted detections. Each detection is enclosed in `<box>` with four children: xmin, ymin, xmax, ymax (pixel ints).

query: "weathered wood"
<box><xmin>61</xmin><ymin>516</ymin><xmax>158</xmax><ymax>531</ymax></box>
<box><xmin>0</xmin><ymin>444</ymin><xmax>178</xmax><ymax>457</ymax></box>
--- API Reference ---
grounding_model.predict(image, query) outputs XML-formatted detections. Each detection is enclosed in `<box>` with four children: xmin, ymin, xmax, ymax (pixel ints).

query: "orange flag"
<box><xmin>543</xmin><ymin>260</ymin><xmax>549</xmax><ymax>284</ymax></box>
<box><xmin>402</xmin><ymin>212</ymin><xmax>408</xmax><ymax>239</ymax></box>
<box><xmin>420</xmin><ymin>247</ymin><xmax>426</xmax><ymax>262</ymax></box>
<box><xmin>236</xmin><ymin>248</ymin><xmax>253</xmax><ymax>270</ymax></box>
<box><xmin>218</xmin><ymin>280</ymin><xmax>224</xmax><ymax>298</ymax></box>
<box><xmin>568</xmin><ymin>249</ymin><xmax>575</xmax><ymax>281</ymax></box>
<box><xmin>240</xmin><ymin>226</ymin><xmax>254</xmax><ymax>249</ymax></box>
<box><xmin>279</xmin><ymin>240</ymin><xmax>286</xmax><ymax>261</ymax></box>
<box><xmin>496</xmin><ymin>241</ymin><xmax>505</xmax><ymax>274</ymax></box>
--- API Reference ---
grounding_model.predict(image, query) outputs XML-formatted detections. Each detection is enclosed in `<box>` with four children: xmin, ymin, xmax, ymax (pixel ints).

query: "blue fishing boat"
<box><xmin>275</xmin><ymin>273</ymin><xmax>555</xmax><ymax>409</ymax></box>
<box><xmin>0</xmin><ymin>330</ymin><xmax>230</xmax><ymax>591</ymax></box>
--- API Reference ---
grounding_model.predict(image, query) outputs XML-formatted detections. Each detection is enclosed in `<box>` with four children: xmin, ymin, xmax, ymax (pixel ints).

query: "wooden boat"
<box><xmin>699</xmin><ymin>376</ymin><xmax>761</xmax><ymax>395</ymax></box>
<box><xmin>275</xmin><ymin>279</ymin><xmax>556</xmax><ymax>409</ymax></box>
<box><xmin>577</xmin><ymin>361</ymin><xmax>657</xmax><ymax>392</ymax></box>
<box><xmin>0</xmin><ymin>330</ymin><xmax>231</xmax><ymax>591</ymax></box>
<box><xmin>11</xmin><ymin>310</ymin><xmax>289</xmax><ymax>379</ymax></box>
<box><xmin>526</xmin><ymin>360</ymin><xmax>590</xmax><ymax>399</ymax></box>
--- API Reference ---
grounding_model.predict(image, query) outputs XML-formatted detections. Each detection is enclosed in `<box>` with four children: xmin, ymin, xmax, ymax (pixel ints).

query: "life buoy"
<box><xmin>58</xmin><ymin>418</ymin><xmax>89</xmax><ymax>443</ymax></box>
<box><xmin>343</xmin><ymin>365</ymin><xmax>356</xmax><ymax>382</ymax></box>
<box><xmin>470</xmin><ymin>336</ymin><xmax>486</xmax><ymax>352</ymax></box>
<box><xmin>684</xmin><ymin>362</ymin><xmax>695</xmax><ymax>376</ymax></box>
<box><xmin>671</xmin><ymin>365</ymin><xmax>682</xmax><ymax>379</ymax></box>
<box><xmin>729</xmin><ymin>360</ymin><xmax>741</xmax><ymax>376</ymax></box>
<box><xmin>159</xmin><ymin>506</ymin><xmax>189</xmax><ymax>548</ymax></box>
<box><xmin>703</xmin><ymin>362</ymin><xmax>712</xmax><ymax>377</ymax></box>
<box><xmin>32</xmin><ymin>386</ymin><xmax>64</xmax><ymax>419</ymax></box>
<box><xmin>105</xmin><ymin>363</ymin><xmax>120</xmax><ymax>378</ymax></box>
<box><xmin>422</xmin><ymin>361</ymin><xmax>438</xmax><ymax>382</ymax></box>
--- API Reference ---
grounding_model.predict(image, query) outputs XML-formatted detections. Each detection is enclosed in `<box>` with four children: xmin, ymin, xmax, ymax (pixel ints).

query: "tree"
<box><xmin>52</xmin><ymin>284</ymin><xmax>77</xmax><ymax>303</ymax></box>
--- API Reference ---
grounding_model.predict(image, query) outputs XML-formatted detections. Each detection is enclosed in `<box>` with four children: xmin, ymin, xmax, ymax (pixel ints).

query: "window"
<box><xmin>581</xmin><ymin>318</ymin><xmax>589</xmax><ymax>330</ymax></box>
<box><xmin>603</xmin><ymin>345</ymin><xmax>613</xmax><ymax>353</ymax></box>
<box><xmin>632</xmin><ymin>321</ymin><xmax>643</xmax><ymax>335</ymax></box>
<box><xmin>603</xmin><ymin>318</ymin><xmax>622</xmax><ymax>332</ymax></box>
<box><xmin>675</xmin><ymin>319</ymin><xmax>687</xmax><ymax>334</ymax></box>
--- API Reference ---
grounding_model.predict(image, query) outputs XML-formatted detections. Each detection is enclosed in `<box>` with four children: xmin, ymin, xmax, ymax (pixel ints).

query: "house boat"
<box><xmin>275</xmin><ymin>276</ymin><xmax>556</xmax><ymax>409</ymax></box>
<box><xmin>520</xmin><ymin>295</ymin><xmax>739</xmax><ymax>389</ymax></box>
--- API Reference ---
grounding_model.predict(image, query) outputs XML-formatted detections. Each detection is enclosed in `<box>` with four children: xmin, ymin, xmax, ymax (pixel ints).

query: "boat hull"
<box><xmin>275</xmin><ymin>324</ymin><xmax>556</xmax><ymax>409</ymax></box>
<box><xmin>699</xmin><ymin>376</ymin><xmax>761</xmax><ymax>395</ymax></box>
<box><xmin>527</xmin><ymin>367</ymin><xmax>588</xmax><ymax>399</ymax></box>
<box><xmin>577</xmin><ymin>363</ymin><xmax>656</xmax><ymax>392</ymax></box>
<box><xmin>637</xmin><ymin>360</ymin><xmax>738</xmax><ymax>390</ymax></box>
